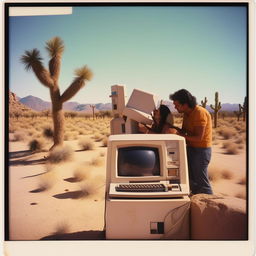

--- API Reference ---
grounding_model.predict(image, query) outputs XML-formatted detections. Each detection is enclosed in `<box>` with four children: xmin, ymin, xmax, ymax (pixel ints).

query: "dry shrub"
<box><xmin>36</xmin><ymin>172</ymin><xmax>56</xmax><ymax>192</ymax></box>
<box><xmin>238</xmin><ymin>144</ymin><xmax>244</xmax><ymax>150</ymax></box>
<box><xmin>93</xmin><ymin>133</ymin><xmax>104</xmax><ymax>142</ymax></box>
<box><xmin>78</xmin><ymin>181</ymin><xmax>97</xmax><ymax>198</ymax></box>
<box><xmin>64</xmin><ymin>131</ymin><xmax>79</xmax><ymax>140</ymax></box>
<box><xmin>208</xmin><ymin>166</ymin><xmax>222</xmax><ymax>182</ymax></box>
<box><xmin>237</xmin><ymin>176</ymin><xmax>246</xmax><ymax>185</ymax></box>
<box><xmin>13</xmin><ymin>131</ymin><xmax>27</xmax><ymax>141</ymax></box>
<box><xmin>73</xmin><ymin>166</ymin><xmax>92</xmax><ymax>181</ymax></box>
<box><xmin>235</xmin><ymin>190</ymin><xmax>246</xmax><ymax>200</ymax></box>
<box><xmin>102</xmin><ymin>136</ymin><xmax>108</xmax><ymax>147</ymax></box>
<box><xmin>90</xmin><ymin>156</ymin><xmax>104</xmax><ymax>166</ymax></box>
<box><xmin>27</xmin><ymin>128</ymin><xmax>37</xmax><ymax>136</ymax></box>
<box><xmin>48</xmin><ymin>145</ymin><xmax>74</xmax><ymax>163</ymax></box>
<box><xmin>219</xmin><ymin>127</ymin><xmax>236</xmax><ymax>139</ymax></box>
<box><xmin>225</xmin><ymin>143</ymin><xmax>239</xmax><ymax>155</ymax></box>
<box><xmin>71</xmin><ymin>131</ymin><xmax>79</xmax><ymax>140</ymax></box>
<box><xmin>235</xmin><ymin>137</ymin><xmax>244</xmax><ymax>145</ymax></box>
<box><xmin>78</xmin><ymin>128</ymin><xmax>86</xmax><ymax>135</ymax></box>
<box><xmin>221</xmin><ymin>169</ymin><xmax>234</xmax><ymax>180</ymax></box>
<box><xmin>43</xmin><ymin>126</ymin><xmax>54</xmax><ymax>139</ymax></box>
<box><xmin>28</xmin><ymin>138</ymin><xmax>45</xmax><ymax>152</ymax></box>
<box><xmin>78</xmin><ymin>138</ymin><xmax>95</xmax><ymax>150</ymax></box>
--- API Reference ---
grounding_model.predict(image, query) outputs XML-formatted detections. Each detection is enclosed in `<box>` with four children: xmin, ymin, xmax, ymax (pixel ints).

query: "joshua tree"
<box><xmin>21</xmin><ymin>37</ymin><xmax>93</xmax><ymax>150</ymax></box>
<box><xmin>210</xmin><ymin>92</ymin><xmax>222</xmax><ymax>128</ymax></box>
<box><xmin>200</xmin><ymin>97</ymin><xmax>208</xmax><ymax>108</ymax></box>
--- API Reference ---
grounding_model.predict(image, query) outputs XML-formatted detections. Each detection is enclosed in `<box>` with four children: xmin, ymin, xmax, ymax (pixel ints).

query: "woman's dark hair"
<box><xmin>169</xmin><ymin>89</ymin><xmax>197</xmax><ymax>108</ymax></box>
<box><xmin>152</xmin><ymin>104</ymin><xmax>170</xmax><ymax>133</ymax></box>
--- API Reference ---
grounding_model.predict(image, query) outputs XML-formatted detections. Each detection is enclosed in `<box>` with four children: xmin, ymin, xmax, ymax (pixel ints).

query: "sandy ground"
<box><xmin>8</xmin><ymin>136</ymin><xmax>246</xmax><ymax>240</ymax></box>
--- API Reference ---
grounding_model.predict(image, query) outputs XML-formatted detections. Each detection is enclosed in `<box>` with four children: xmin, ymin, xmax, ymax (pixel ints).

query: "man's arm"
<box><xmin>179</xmin><ymin>126</ymin><xmax>206</xmax><ymax>142</ymax></box>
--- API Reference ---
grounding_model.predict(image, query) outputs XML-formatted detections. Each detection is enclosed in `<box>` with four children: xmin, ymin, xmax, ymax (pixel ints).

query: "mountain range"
<box><xmin>19</xmin><ymin>95</ymin><xmax>112</xmax><ymax>112</ymax></box>
<box><xmin>162</xmin><ymin>100</ymin><xmax>240</xmax><ymax>113</ymax></box>
<box><xmin>14</xmin><ymin>93</ymin><xmax>241</xmax><ymax>113</ymax></box>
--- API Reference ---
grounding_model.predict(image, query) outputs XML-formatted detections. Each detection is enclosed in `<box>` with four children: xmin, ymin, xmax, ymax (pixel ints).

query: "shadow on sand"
<box><xmin>9</xmin><ymin>150</ymin><xmax>32</xmax><ymax>159</ymax></box>
<box><xmin>22</xmin><ymin>171</ymin><xmax>47</xmax><ymax>179</ymax></box>
<box><xmin>41</xmin><ymin>230</ymin><xmax>105</xmax><ymax>240</ymax></box>
<box><xmin>53</xmin><ymin>190</ymin><xmax>89</xmax><ymax>199</ymax></box>
<box><xmin>64</xmin><ymin>177</ymin><xmax>81</xmax><ymax>183</ymax></box>
<box><xmin>9</xmin><ymin>157</ymin><xmax>46</xmax><ymax>166</ymax></box>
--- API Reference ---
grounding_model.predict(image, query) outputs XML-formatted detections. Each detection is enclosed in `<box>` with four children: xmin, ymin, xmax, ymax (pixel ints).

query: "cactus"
<box><xmin>242</xmin><ymin>96</ymin><xmax>247</xmax><ymax>122</ymax></box>
<box><xmin>234</xmin><ymin>106</ymin><xmax>242</xmax><ymax>121</ymax></box>
<box><xmin>90</xmin><ymin>104</ymin><xmax>96</xmax><ymax>120</ymax></box>
<box><xmin>210</xmin><ymin>92</ymin><xmax>222</xmax><ymax>128</ymax></box>
<box><xmin>235</xmin><ymin>97</ymin><xmax>247</xmax><ymax>122</ymax></box>
<box><xmin>201</xmin><ymin>97</ymin><xmax>208</xmax><ymax>108</ymax></box>
<box><xmin>21</xmin><ymin>37</ymin><xmax>93</xmax><ymax>150</ymax></box>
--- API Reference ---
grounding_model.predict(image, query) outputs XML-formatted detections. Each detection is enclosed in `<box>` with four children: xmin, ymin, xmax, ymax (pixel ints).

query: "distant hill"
<box><xmin>19</xmin><ymin>95</ymin><xmax>51</xmax><ymax>111</ymax></box>
<box><xmin>18</xmin><ymin>94</ymin><xmax>112</xmax><ymax>112</ymax></box>
<box><xmin>15</xmin><ymin>93</ymin><xmax>240</xmax><ymax>113</ymax></box>
<box><xmin>162</xmin><ymin>100</ymin><xmax>239</xmax><ymax>113</ymax></box>
<box><xmin>9</xmin><ymin>91</ymin><xmax>34</xmax><ymax>113</ymax></box>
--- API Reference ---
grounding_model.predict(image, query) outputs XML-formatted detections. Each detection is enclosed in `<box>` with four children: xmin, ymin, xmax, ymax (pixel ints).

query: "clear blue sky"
<box><xmin>9</xmin><ymin>5</ymin><xmax>247</xmax><ymax>104</ymax></box>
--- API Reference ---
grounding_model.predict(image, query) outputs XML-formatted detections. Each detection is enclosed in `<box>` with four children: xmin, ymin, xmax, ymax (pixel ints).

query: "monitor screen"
<box><xmin>117</xmin><ymin>146</ymin><xmax>160</xmax><ymax>176</ymax></box>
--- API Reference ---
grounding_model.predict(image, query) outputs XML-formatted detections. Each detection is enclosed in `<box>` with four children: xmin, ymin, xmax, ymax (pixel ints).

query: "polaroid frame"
<box><xmin>1</xmin><ymin>0</ymin><xmax>255</xmax><ymax>255</ymax></box>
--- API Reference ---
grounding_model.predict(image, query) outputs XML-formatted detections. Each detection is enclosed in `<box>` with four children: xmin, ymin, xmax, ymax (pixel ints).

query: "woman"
<box><xmin>139</xmin><ymin>104</ymin><xmax>177</xmax><ymax>134</ymax></box>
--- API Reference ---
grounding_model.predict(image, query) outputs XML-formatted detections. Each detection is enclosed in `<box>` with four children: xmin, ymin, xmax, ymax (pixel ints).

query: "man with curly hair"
<box><xmin>169</xmin><ymin>89</ymin><xmax>213</xmax><ymax>195</ymax></box>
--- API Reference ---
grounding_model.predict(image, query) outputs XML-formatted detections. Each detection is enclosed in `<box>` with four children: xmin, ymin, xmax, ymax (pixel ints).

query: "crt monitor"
<box><xmin>117</xmin><ymin>146</ymin><xmax>160</xmax><ymax>177</ymax></box>
<box><xmin>106</xmin><ymin>134</ymin><xmax>190</xmax><ymax>196</ymax></box>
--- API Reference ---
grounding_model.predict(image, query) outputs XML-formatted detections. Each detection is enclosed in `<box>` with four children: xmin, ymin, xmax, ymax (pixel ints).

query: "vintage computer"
<box><xmin>105</xmin><ymin>86</ymin><xmax>190</xmax><ymax>240</ymax></box>
<box><xmin>105</xmin><ymin>134</ymin><xmax>190</xmax><ymax>239</ymax></box>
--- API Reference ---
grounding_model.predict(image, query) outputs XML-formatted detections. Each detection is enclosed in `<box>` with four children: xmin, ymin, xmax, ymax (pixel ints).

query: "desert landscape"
<box><xmin>8</xmin><ymin>106</ymin><xmax>247</xmax><ymax>240</ymax></box>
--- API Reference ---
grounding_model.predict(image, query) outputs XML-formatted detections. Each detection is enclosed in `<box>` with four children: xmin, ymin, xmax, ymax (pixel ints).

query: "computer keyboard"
<box><xmin>115</xmin><ymin>183</ymin><xmax>168</xmax><ymax>192</ymax></box>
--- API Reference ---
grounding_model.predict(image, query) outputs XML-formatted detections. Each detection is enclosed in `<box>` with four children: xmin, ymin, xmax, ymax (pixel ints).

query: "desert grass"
<box><xmin>28</xmin><ymin>138</ymin><xmax>45</xmax><ymax>152</ymax></box>
<box><xmin>78</xmin><ymin>138</ymin><xmax>95</xmax><ymax>151</ymax></box>
<box><xmin>12</xmin><ymin>130</ymin><xmax>27</xmax><ymax>141</ymax></box>
<box><xmin>48</xmin><ymin>145</ymin><xmax>74</xmax><ymax>164</ymax></box>
<box><xmin>237</xmin><ymin>176</ymin><xmax>246</xmax><ymax>185</ymax></box>
<box><xmin>89</xmin><ymin>155</ymin><xmax>104</xmax><ymax>167</ymax></box>
<box><xmin>208</xmin><ymin>165</ymin><xmax>234</xmax><ymax>182</ymax></box>
<box><xmin>73</xmin><ymin>166</ymin><xmax>92</xmax><ymax>182</ymax></box>
<box><xmin>34</xmin><ymin>171</ymin><xmax>56</xmax><ymax>192</ymax></box>
<box><xmin>9</xmin><ymin>116</ymin><xmax>111</xmax><ymax>148</ymax></box>
<box><xmin>27</xmin><ymin>127</ymin><xmax>37</xmax><ymax>136</ymax></box>
<box><xmin>78</xmin><ymin>181</ymin><xmax>97</xmax><ymax>198</ymax></box>
<box><xmin>43</xmin><ymin>126</ymin><xmax>54</xmax><ymax>139</ymax></box>
<box><xmin>92</xmin><ymin>133</ymin><xmax>104</xmax><ymax>142</ymax></box>
<box><xmin>235</xmin><ymin>190</ymin><xmax>246</xmax><ymax>200</ymax></box>
<box><xmin>235</xmin><ymin>136</ymin><xmax>245</xmax><ymax>144</ymax></box>
<box><xmin>221</xmin><ymin>169</ymin><xmax>234</xmax><ymax>180</ymax></box>
<box><xmin>225</xmin><ymin>143</ymin><xmax>239</xmax><ymax>155</ymax></box>
<box><xmin>208</xmin><ymin>165</ymin><xmax>223</xmax><ymax>182</ymax></box>
<box><xmin>218</xmin><ymin>127</ymin><xmax>236</xmax><ymax>139</ymax></box>
<box><xmin>102</xmin><ymin>136</ymin><xmax>108</xmax><ymax>147</ymax></box>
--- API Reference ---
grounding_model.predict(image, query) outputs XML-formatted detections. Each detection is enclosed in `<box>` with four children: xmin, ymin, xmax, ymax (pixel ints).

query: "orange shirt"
<box><xmin>182</xmin><ymin>105</ymin><xmax>212</xmax><ymax>148</ymax></box>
